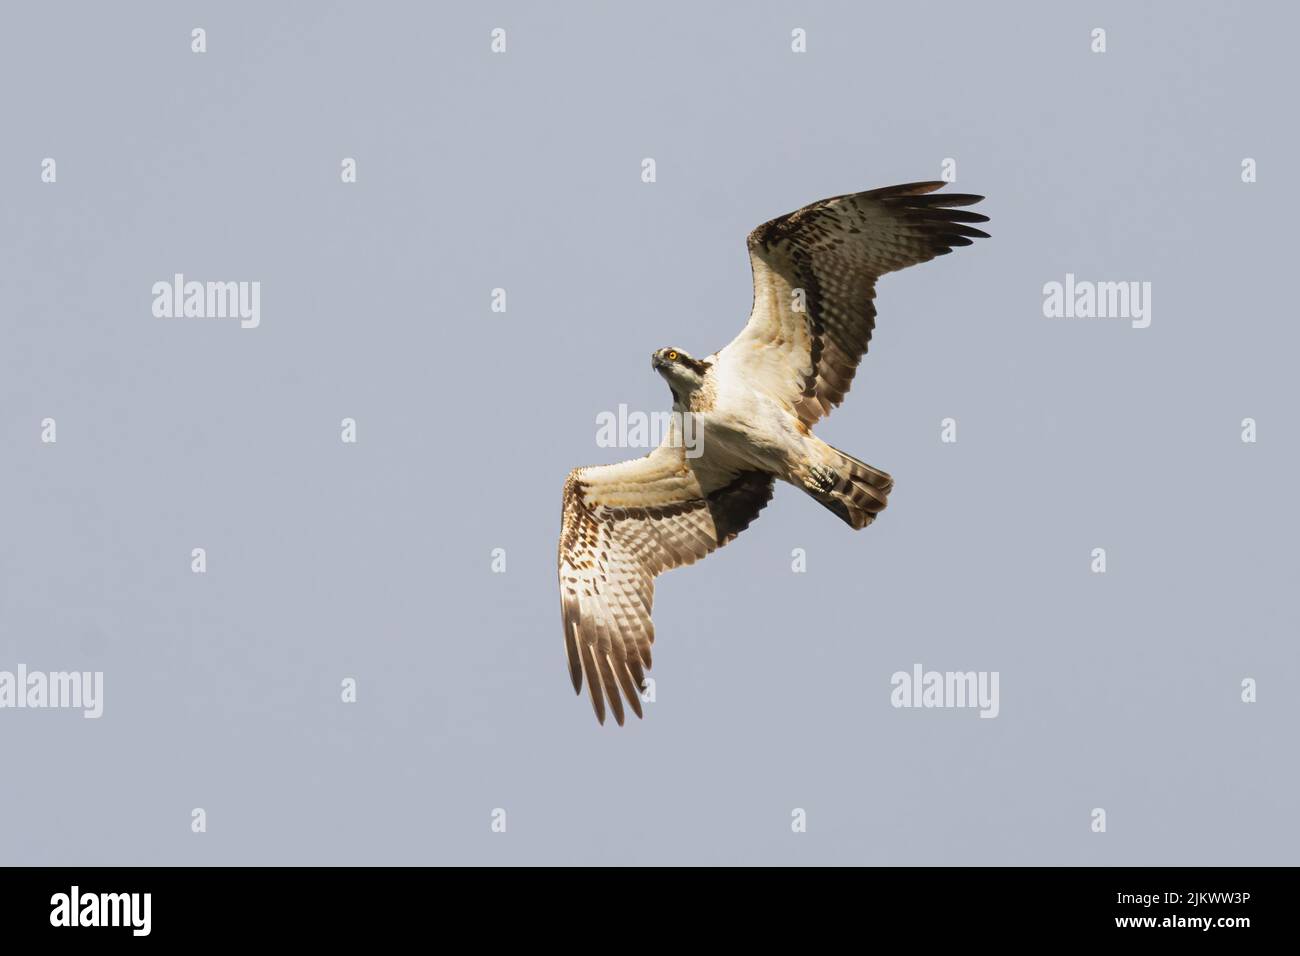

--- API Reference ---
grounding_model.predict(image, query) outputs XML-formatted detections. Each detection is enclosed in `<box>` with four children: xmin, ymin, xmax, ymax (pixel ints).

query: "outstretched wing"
<box><xmin>558</xmin><ymin>437</ymin><xmax>774</xmax><ymax>725</ymax></box>
<box><xmin>717</xmin><ymin>182</ymin><xmax>989</xmax><ymax>426</ymax></box>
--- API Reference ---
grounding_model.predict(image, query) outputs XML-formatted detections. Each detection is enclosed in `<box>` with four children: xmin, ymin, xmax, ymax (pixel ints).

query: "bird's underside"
<box><xmin>558</xmin><ymin>181</ymin><xmax>989</xmax><ymax>724</ymax></box>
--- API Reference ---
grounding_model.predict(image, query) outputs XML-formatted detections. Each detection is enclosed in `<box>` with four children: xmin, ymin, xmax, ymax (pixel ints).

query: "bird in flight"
<box><xmin>558</xmin><ymin>181</ymin><xmax>989</xmax><ymax>724</ymax></box>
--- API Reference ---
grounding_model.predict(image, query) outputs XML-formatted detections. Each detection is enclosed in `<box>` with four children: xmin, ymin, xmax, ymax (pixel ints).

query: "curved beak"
<box><xmin>651</xmin><ymin>353</ymin><xmax>665</xmax><ymax>371</ymax></box>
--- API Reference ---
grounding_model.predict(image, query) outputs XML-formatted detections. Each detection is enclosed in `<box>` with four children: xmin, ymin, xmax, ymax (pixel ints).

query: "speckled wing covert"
<box><xmin>558</xmin><ymin>437</ymin><xmax>774</xmax><ymax>725</ymax></box>
<box><xmin>719</xmin><ymin>181</ymin><xmax>990</xmax><ymax>426</ymax></box>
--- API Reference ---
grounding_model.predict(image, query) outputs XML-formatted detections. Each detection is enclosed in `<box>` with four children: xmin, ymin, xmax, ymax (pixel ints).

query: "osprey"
<box><xmin>558</xmin><ymin>182</ymin><xmax>989</xmax><ymax>724</ymax></box>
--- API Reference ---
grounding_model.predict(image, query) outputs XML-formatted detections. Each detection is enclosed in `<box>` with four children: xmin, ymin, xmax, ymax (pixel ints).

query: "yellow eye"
<box><xmin>667</xmin><ymin>350</ymin><xmax>678</xmax><ymax>361</ymax></box>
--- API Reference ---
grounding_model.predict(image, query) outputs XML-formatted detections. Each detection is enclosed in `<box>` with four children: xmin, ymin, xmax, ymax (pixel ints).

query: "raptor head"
<box><xmin>651</xmin><ymin>347</ymin><xmax>711</xmax><ymax>401</ymax></box>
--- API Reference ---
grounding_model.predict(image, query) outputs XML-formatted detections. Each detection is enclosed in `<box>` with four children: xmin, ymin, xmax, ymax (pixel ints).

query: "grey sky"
<box><xmin>0</xmin><ymin>1</ymin><xmax>1295</xmax><ymax>865</ymax></box>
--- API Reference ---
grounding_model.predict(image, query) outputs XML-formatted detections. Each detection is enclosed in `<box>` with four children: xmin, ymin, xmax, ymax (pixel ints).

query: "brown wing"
<box><xmin>557</xmin><ymin>439</ymin><xmax>773</xmax><ymax>725</ymax></box>
<box><xmin>718</xmin><ymin>181</ymin><xmax>989</xmax><ymax>426</ymax></box>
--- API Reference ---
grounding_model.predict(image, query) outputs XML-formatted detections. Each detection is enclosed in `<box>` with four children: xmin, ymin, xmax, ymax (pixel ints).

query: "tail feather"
<box><xmin>802</xmin><ymin>447</ymin><xmax>893</xmax><ymax>530</ymax></box>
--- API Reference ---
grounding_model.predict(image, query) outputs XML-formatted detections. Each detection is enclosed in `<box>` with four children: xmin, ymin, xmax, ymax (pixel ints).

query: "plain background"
<box><xmin>1</xmin><ymin>1</ymin><xmax>1296</xmax><ymax>865</ymax></box>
